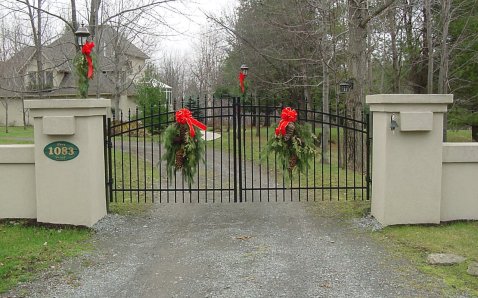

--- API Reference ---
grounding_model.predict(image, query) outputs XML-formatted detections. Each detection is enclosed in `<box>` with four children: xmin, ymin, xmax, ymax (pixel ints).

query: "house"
<box><xmin>0</xmin><ymin>26</ymin><xmax>167</xmax><ymax>126</ymax></box>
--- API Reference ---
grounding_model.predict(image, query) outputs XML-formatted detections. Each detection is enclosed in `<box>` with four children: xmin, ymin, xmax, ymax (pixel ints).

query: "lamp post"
<box><xmin>239</xmin><ymin>64</ymin><xmax>248</xmax><ymax>96</ymax></box>
<box><xmin>339</xmin><ymin>79</ymin><xmax>353</xmax><ymax>94</ymax></box>
<box><xmin>240</xmin><ymin>64</ymin><xmax>249</xmax><ymax>76</ymax></box>
<box><xmin>74</xmin><ymin>22</ymin><xmax>90</xmax><ymax>47</ymax></box>
<box><xmin>74</xmin><ymin>22</ymin><xmax>94</xmax><ymax>98</ymax></box>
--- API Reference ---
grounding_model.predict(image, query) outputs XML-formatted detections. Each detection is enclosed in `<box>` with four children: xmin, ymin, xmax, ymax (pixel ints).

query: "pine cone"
<box><xmin>284</xmin><ymin>122</ymin><xmax>295</xmax><ymax>141</ymax></box>
<box><xmin>179</xmin><ymin>124</ymin><xmax>189</xmax><ymax>142</ymax></box>
<box><xmin>288</xmin><ymin>154</ymin><xmax>298</xmax><ymax>171</ymax></box>
<box><xmin>175</xmin><ymin>147</ymin><xmax>185</xmax><ymax>169</ymax></box>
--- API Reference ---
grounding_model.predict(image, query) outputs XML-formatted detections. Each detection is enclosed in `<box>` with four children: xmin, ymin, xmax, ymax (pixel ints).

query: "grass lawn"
<box><xmin>375</xmin><ymin>221</ymin><xmax>478</xmax><ymax>296</ymax></box>
<box><xmin>447</xmin><ymin>129</ymin><xmax>472</xmax><ymax>142</ymax></box>
<box><xmin>108</xmin><ymin>149</ymin><xmax>159</xmax><ymax>206</ymax></box>
<box><xmin>0</xmin><ymin>126</ymin><xmax>34</xmax><ymax>144</ymax></box>
<box><xmin>0</xmin><ymin>220</ymin><xmax>91</xmax><ymax>294</ymax></box>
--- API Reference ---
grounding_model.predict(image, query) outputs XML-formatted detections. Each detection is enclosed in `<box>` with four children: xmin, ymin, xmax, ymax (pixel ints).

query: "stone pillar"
<box><xmin>366</xmin><ymin>94</ymin><xmax>453</xmax><ymax>226</ymax></box>
<box><xmin>25</xmin><ymin>99</ymin><xmax>110</xmax><ymax>227</ymax></box>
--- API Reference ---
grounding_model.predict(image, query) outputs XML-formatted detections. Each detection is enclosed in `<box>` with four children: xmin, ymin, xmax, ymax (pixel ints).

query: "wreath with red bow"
<box><xmin>262</xmin><ymin>107</ymin><xmax>317</xmax><ymax>175</ymax></box>
<box><xmin>74</xmin><ymin>41</ymin><xmax>95</xmax><ymax>98</ymax></box>
<box><xmin>162</xmin><ymin>108</ymin><xmax>207</xmax><ymax>184</ymax></box>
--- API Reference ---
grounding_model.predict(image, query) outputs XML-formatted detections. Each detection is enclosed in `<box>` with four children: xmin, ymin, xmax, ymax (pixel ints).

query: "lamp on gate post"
<box><xmin>339</xmin><ymin>79</ymin><xmax>353</xmax><ymax>94</ymax></box>
<box><xmin>75</xmin><ymin>22</ymin><xmax>90</xmax><ymax>47</ymax></box>
<box><xmin>239</xmin><ymin>64</ymin><xmax>248</xmax><ymax>95</ymax></box>
<box><xmin>240</xmin><ymin>64</ymin><xmax>249</xmax><ymax>76</ymax></box>
<box><xmin>74</xmin><ymin>22</ymin><xmax>94</xmax><ymax>98</ymax></box>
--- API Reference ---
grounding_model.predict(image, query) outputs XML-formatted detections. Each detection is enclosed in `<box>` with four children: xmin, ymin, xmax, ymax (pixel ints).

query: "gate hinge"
<box><xmin>105</xmin><ymin>140</ymin><xmax>113</xmax><ymax>148</ymax></box>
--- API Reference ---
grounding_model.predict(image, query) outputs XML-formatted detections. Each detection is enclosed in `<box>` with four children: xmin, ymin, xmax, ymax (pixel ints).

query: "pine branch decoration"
<box><xmin>262</xmin><ymin>107</ymin><xmax>317</xmax><ymax>175</ymax></box>
<box><xmin>162</xmin><ymin>109</ymin><xmax>207</xmax><ymax>185</ymax></box>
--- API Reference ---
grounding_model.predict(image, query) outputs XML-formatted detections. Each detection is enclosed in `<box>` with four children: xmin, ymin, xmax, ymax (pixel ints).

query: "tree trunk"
<box><xmin>438</xmin><ymin>0</ymin><xmax>451</xmax><ymax>141</ymax></box>
<box><xmin>89</xmin><ymin>0</ymin><xmax>101</xmax><ymax>38</ymax></box>
<box><xmin>36</xmin><ymin>0</ymin><xmax>43</xmax><ymax>95</ymax></box>
<box><xmin>71</xmin><ymin>0</ymin><xmax>78</xmax><ymax>45</ymax></box>
<box><xmin>346</xmin><ymin>0</ymin><xmax>367</xmax><ymax>171</ymax></box>
<box><xmin>425</xmin><ymin>0</ymin><xmax>434</xmax><ymax>94</ymax></box>
<box><xmin>388</xmin><ymin>5</ymin><xmax>399</xmax><ymax>93</ymax></box>
<box><xmin>26</xmin><ymin>0</ymin><xmax>43</xmax><ymax>96</ymax></box>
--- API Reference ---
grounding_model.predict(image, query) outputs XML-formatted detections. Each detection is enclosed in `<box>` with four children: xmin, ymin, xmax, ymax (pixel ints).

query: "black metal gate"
<box><xmin>105</xmin><ymin>97</ymin><xmax>371</xmax><ymax>204</ymax></box>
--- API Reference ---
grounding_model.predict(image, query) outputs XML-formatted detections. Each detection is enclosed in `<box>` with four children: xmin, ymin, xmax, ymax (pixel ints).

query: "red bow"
<box><xmin>275</xmin><ymin>107</ymin><xmax>297</xmax><ymax>136</ymax></box>
<box><xmin>81</xmin><ymin>41</ymin><xmax>95</xmax><ymax>79</ymax></box>
<box><xmin>176</xmin><ymin>108</ymin><xmax>207</xmax><ymax>137</ymax></box>
<box><xmin>239</xmin><ymin>72</ymin><xmax>246</xmax><ymax>94</ymax></box>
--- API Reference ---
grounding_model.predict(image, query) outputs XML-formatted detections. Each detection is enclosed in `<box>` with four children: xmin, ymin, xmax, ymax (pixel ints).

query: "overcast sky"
<box><xmin>159</xmin><ymin>0</ymin><xmax>237</xmax><ymax>55</ymax></box>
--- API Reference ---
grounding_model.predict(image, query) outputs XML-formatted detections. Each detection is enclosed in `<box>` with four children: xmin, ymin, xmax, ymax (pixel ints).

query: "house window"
<box><xmin>27</xmin><ymin>71</ymin><xmax>54</xmax><ymax>90</ymax></box>
<box><xmin>28</xmin><ymin>72</ymin><xmax>37</xmax><ymax>86</ymax></box>
<box><xmin>45</xmin><ymin>71</ymin><xmax>53</xmax><ymax>88</ymax></box>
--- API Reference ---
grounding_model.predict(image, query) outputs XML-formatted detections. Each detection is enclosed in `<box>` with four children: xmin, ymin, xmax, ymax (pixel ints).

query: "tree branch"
<box><xmin>359</xmin><ymin>0</ymin><xmax>397</xmax><ymax>28</ymax></box>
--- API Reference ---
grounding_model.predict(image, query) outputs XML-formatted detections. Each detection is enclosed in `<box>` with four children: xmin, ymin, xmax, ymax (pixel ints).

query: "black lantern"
<box><xmin>74</xmin><ymin>22</ymin><xmax>90</xmax><ymax>47</ymax></box>
<box><xmin>339</xmin><ymin>80</ymin><xmax>353</xmax><ymax>93</ymax></box>
<box><xmin>240</xmin><ymin>64</ymin><xmax>249</xmax><ymax>76</ymax></box>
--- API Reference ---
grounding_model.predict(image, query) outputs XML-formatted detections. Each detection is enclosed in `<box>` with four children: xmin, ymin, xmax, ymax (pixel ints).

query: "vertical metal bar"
<box><xmin>203</xmin><ymin>97</ymin><xmax>208</xmax><ymax>203</ymax></box>
<box><xmin>344</xmin><ymin>110</ymin><xmax>350</xmax><ymax>201</ymax></box>
<box><xmin>128</xmin><ymin>109</ymin><xmax>132</xmax><ymax>202</ymax></box>
<box><xmin>361</xmin><ymin>113</ymin><xmax>365</xmax><ymax>200</ymax></box>
<box><xmin>242</xmin><ymin>98</ymin><xmax>247</xmax><ymax>202</ymax></box>
<box><xmin>237</xmin><ymin>97</ymin><xmax>243</xmax><ymax>203</ymax></box>
<box><xmin>353</xmin><ymin>108</ymin><xmax>357</xmax><ymax>200</ymax></box>
<box><xmin>266</xmin><ymin>113</ymin><xmax>270</xmax><ymax>203</ymax></box>
<box><xmin>120</xmin><ymin>110</ymin><xmax>125</xmax><ymax>203</ymax></box>
<box><xmin>277</xmin><ymin>108</ymin><xmax>281</xmax><ymax>202</ymax></box>
<box><xmin>367</xmin><ymin>112</ymin><xmax>371</xmax><ymax>200</ymax></box>
<box><xmin>258</xmin><ymin>101</ymin><xmax>262</xmax><ymax>202</ymax></box>
<box><xmin>158</xmin><ymin>102</ymin><xmax>163</xmax><ymax>204</ymax></box>
<box><xmin>227</xmin><ymin>98</ymin><xmax>236</xmax><ymax>203</ymax></box>
<box><xmin>103</xmin><ymin>116</ymin><xmax>110</xmax><ymax>212</ymax></box>
<box><xmin>337</xmin><ymin>111</ymin><xmax>341</xmax><ymax>201</ymax></box>
<box><xmin>321</xmin><ymin>113</ymin><xmax>324</xmax><ymax>201</ymax></box>
<box><xmin>143</xmin><ymin>106</ymin><xmax>147</xmax><ymax>203</ymax></box>
<box><xmin>213</xmin><ymin>95</ymin><xmax>216</xmax><ymax>203</ymax></box>
<box><xmin>220</xmin><ymin>98</ymin><xmax>223</xmax><ymax>203</ymax></box>
<box><xmin>250</xmin><ymin>95</ymin><xmax>254</xmax><ymax>202</ymax></box>
<box><xmin>329</xmin><ymin>116</ymin><xmax>332</xmax><ymax>201</ymax></box>
<box><xmin>305</xmin><ymin>98</ymin><xmax>309</xmax><ymax>202</ymax></box>
<box><xmin>135</xmin><ymin>108</ymin><xmax>140</xmax><ymax>202</ymax></box>
<box><xmin>112</xmin><ymin>112</ymin><xmax>117</xmax><ymax>203</ymax></box>
<box><xmin>233</xmin><ymin>97</ymin><xmax>238</xmax><ymax>203</ymax></box>
<box><xmin>107</xmin><ymin>117</ymin><xmax>114</xmax><ymax>206</ymax></box>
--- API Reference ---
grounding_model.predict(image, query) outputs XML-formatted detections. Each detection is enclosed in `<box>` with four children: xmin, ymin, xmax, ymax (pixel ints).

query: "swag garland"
<box><xmin>262</xmin><ymin>107</ymin><xmax>317</xmax><ymax>175</ymax></box>
<box><xmin>162</xmin><ymin>108</ymin><xmax>207</xmax><ymax>184</ymax></box>
<box><xmin>74</xmin><ymin>41</ymin><xmax>95</xmax><ymax>98</ymax></box>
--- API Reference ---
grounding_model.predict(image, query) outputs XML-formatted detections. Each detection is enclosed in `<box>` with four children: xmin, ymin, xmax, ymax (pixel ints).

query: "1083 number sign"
<box><xmin>44</xmin><ymin>141</ymin><xmax>79</xmax><ymax>161</ymax></box>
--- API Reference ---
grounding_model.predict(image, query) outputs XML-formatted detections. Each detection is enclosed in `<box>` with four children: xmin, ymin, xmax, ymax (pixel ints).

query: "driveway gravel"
<box><xmin>4</xmin><ymin>201</ymin><xmax>449</xmax><ymax>298</ymax></box>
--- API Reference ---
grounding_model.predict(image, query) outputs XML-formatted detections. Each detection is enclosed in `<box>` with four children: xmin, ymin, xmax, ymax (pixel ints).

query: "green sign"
<box><xmin>44</xmin><ymin>141</ymin><xmax>79</xmax><ymax>161</ymax></box>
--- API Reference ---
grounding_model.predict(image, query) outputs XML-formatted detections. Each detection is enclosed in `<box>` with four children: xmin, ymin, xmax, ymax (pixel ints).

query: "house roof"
<box><xmin>0</xmin><ymin>26</ymin><xmax>149</xmax><ymax>98</ymax></box>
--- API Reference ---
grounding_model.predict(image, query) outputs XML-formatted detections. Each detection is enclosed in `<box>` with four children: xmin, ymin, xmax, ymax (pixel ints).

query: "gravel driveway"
<box><xmin>5</xmin><ymin>201</ymin><xmax>447</xmax><ymax>298</ymax></box>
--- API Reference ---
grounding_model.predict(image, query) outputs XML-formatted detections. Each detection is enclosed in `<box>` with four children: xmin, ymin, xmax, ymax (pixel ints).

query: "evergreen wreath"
<box><xmin>262</xmin><ymin>107</ymin><xmax>317</xmax><ymax>175</ymax></box>
<box><xmin>162</xmin><ymin>108</ymin><xmax>207</xmax><ymax>185</ymax></box>
<box><xmin>74</xmin><ymin>41</ymin><xmax>95</xmax><ymax>98</ymax></box>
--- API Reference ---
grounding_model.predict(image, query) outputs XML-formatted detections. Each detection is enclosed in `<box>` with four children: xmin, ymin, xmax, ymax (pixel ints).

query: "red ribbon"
<box><xmin>275</xmin><ymin>107</ymin><xmax>297</xmax><ymax>136</ymax></box>
<box><xmin>239</xmin><ymin>72</ymin><xmax>246</xmax><ymax>94</ymax></box>
<box><xmin>176</xmin><ymin>108</ymin><xmax>207</xmax><ymax>137</ymax></box>
<box><xmin>81</xmin><ymin>41</ymin><xmax>95</xmax><ymax>79</ymax></box>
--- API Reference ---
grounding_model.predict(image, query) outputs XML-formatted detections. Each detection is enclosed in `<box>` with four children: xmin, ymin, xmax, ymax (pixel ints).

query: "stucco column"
<box><xmin>25</xmin><ymin>99</ymin><xmax>111</xmax><ymax>227</ymax></box>
<box><xmin>366</xmin><ymin>94</ymin><xmax>453</xmax><ymax>226</ymax></box>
